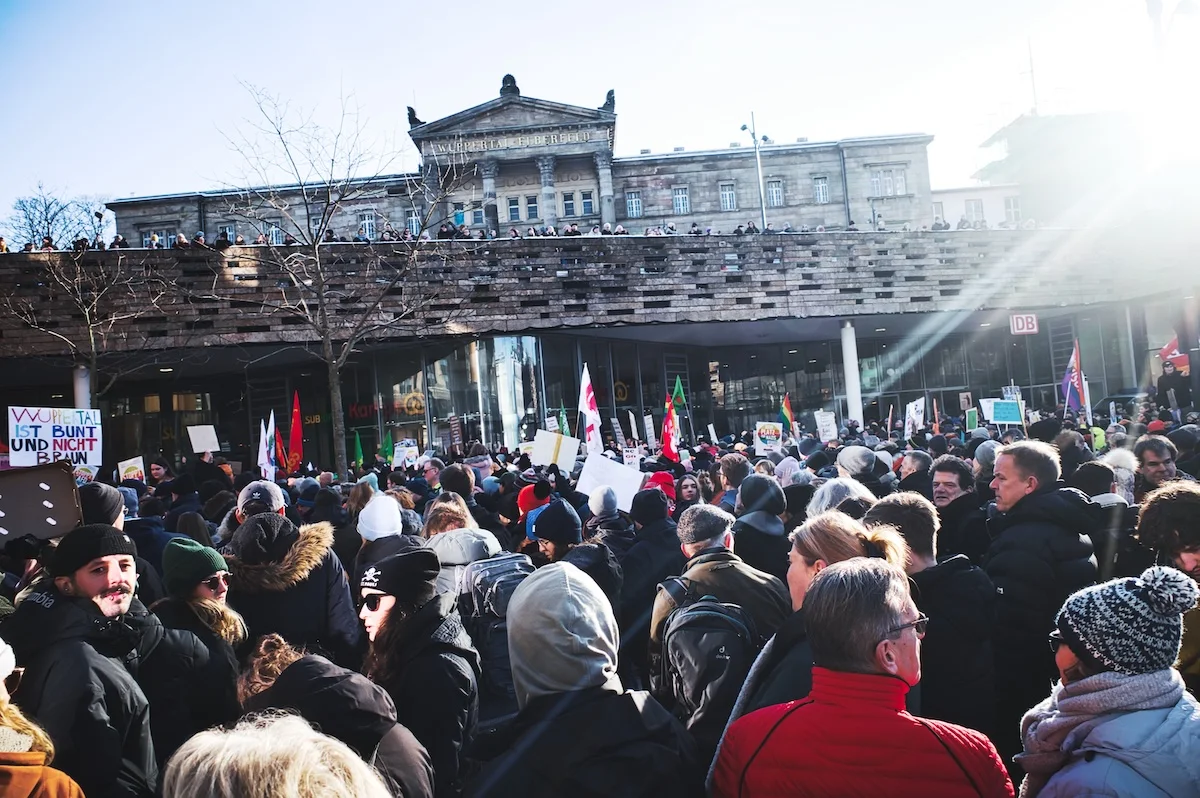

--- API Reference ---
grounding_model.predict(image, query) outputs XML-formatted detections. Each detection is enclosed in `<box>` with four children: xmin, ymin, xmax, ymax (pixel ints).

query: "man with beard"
<box><xmin>1135</xmin><ymin>480</ymin><xmax>1200</xmax><ymax>693</ymax></box>
<box><xmin>929</xmin><ymin>455</ymin><xmax>990</xmax><ymax>564</ymax></box>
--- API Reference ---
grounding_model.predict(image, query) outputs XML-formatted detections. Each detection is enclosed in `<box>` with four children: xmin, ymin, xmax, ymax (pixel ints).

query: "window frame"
<box><xmin>719</xmin><ymin>182</ymin><xmax>738</xmax><ymax>212</ymax></box>
<box><xmin>562</xmin><ymin>191</ymin><xmax>576</xmax><ymax>218</ymax></box>
<box><xmin>581</xmin><ymin>190</ymin><xmax>594</xmax><ymax>216</ymax></box>
<box><xmin>626</xmin><ymin>190</ymin><xmax>643</xmax><ymax>218</ymax></box>
<box><xmin>1004</xmin><ymin>196</ymin><xmax>1021</xmax><ymax>224</ymax></box>
<box><xmin>810</xmin><ymin>177</ymin><xmax>828</xmax><ymax>205</ymax></box>
<box><xmin>406</xmin><ymin>209</ymin><xmax>421</xmax><ymax>236</ymax></box>
<box><xmin>766</xmin><ymin>179</ymin><xmax>785</xmax><ymax>208</ymax></box>
<box><xmin>357</xmin><ymin>210</ymin><xmax>377</xmax><ymax>240</ymax></box>
<box><xmin>508</xmin><ymin>197</ymin><xmax>522</xmax><ymax>222</ymax></box>
<box><xmin>525</xmin><ymin>195</ymin><xmax>539</xmax><ymax>220</ymax></box>
<box><xmin>965</xmin><ymin>199</ymin><xmax>985</xmax><ymax>223</ymax></box>
<box><xmin>672</xmin><ymin>186</ymin><xmax>690</xmax><ymax>215</ymax></box>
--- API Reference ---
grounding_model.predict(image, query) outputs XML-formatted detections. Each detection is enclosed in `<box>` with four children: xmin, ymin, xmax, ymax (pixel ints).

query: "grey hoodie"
<box><xmin>506</xmin><ymin>562</ymin><xmax>622</xmax><ymax>710</ymax></box>
<box><xmin>426</xmin><ymin>527</ymin><xmax>501</xmax><ymax>596</ymax></box>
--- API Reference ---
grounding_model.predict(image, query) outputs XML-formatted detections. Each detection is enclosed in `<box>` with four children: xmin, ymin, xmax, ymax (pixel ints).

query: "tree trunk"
<box><xmin>324</xmin><ymin>336</ymin><xmax>349</xmax><ymax>478</ymax></box>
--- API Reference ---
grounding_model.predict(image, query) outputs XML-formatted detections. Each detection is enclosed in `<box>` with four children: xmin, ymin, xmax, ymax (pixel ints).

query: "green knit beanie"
<box><xmin>162</xmin><ymin>537</ymin><xmax>227</xmax><ymax>597</ymax></box>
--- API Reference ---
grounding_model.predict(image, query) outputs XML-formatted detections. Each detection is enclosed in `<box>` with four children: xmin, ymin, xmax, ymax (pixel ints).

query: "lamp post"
<box><xmin>741</xmin><ymin>113</ymin><xmax>768</xmax><ymax>230</ymax></box>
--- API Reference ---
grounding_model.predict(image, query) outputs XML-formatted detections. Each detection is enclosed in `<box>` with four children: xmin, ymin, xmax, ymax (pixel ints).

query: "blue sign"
<box><xmin>991</xmin><ymin>400</ymin><xmax>1023</xmax><ymax>424</ymax></box>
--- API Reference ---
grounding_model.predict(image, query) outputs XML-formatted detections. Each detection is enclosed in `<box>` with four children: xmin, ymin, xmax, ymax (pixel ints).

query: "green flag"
<box><xmin>671</xmin><ymin>375</ymin><xmax>686</xmax><ymax>408</ymax></box>
<box><xmin>353</xmin><ymin>431</ymin><xmax>364</xmax><ymax>469</ymax></box>
<box><xmin>379</xmin><ymin>429</ymin><xmax>393</xmax><ymax>461</ymax></box>
<box><xmin>558</xmin><ymin>406</ymin><xmax>570</xmax><ymax>437</ymax></box>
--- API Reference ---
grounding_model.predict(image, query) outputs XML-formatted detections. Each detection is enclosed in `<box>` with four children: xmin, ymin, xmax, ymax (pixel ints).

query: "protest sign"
<box><xmin>755</xmin><ymin>422</ymin><xmax>783</xmax><ymax>456</ymax></box>
<box><xmin>531</xmin><ymin>430</ymin><xmax>580</xmax><ymax>473</ymax></box>
<box><xmin>545</xmin><ymin>415</ymin><xmax>559</xmax><ymax>433</ymax></box>
<box><xmin>518</xmin><ymin>442</ymin><xmax>535</xmax><ymax>457</ymax></box>
<box><xmin>8</xmin><ymin>406</ymin><xmax>102</xmax><ymax>467</ymax></box>
<box><xmin>979</xmin><ymin>398</ymin><xmax>997</xmax><ymax>421</ymax></box>
<box><xmin>965</xmin><ymin>408</ymin><xmax>978</xmax><ymax>430</ymax></box>
<box><xmin>622</xmin><ymin>447</ymin><xmax>641</xmax><ymax>467</ymax></box>
<box><xmin>1001</xmin><ymin>385</ymin><xmax>1022</xmax><ymax>402</ymax></box>
<box><xmin>576</xmin><ymin>452</ymin><xmax>645</xmax><ymax>512</ymax></box>
<box><xmin>643</xmin><ymin>414</ymin><xmax>657</xmax><ymax>449</ymax></box>
<box><xmin>186</xmin><ymin>425</ymin><xmax>220</xmax><ymax>454</ymax></box>
<box><xmin>0</xmin><ymin>461</ymin><xmax>83</xmax><ymax>540</ymax></box>
<box><xmin>707</xmin><ymin>423</ymin><xmax>718</xmax><ymax>443</ymax></box>
<box><xmin>629</xmin><ymin>411</ymin><xmax>639</xmax><ymax>443</ymax></box>
<box><xmin>814</xmin><ymin>411</ymin><xmax>839</xmax><ymax>443</ymax></box>
<box><xmin>610</xmin><ymin>417</ymin><xmax>624</xmax><ymax>443</ymax></box>
<box><xmin>118</xmin><ymin>456</ymin><xmax>146</xmax><ymax>483</ymax></box>
<box><xmin>1109</xmin><ymin>401</ymin><xmax>1118</xmax><ymax>421</ymax></box>
<box><xmin>903</xmin><ymin>398</ymin><xmax>925</xmax><ymax>439</ymax></box>
<box><xmin>991</xmin><ymin>400</ymin><xmax>1023</xmax><ymax>424</ymax></box>
<box><xmin>73</xmin><ymin>466</ymin><xmax>98</xmax><ymax>486</ymax></box>
<box><xmin>959</xmin><ymin>391</ymin><xmax>973</xmax><ymax>411</ymax></box>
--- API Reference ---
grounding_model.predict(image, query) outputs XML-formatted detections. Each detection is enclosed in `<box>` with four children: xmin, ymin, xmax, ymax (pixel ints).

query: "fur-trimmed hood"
<box><xmin>224</xmin><ymin>521</ymin><xmax>334</xmax><ymax>594</ymax></box>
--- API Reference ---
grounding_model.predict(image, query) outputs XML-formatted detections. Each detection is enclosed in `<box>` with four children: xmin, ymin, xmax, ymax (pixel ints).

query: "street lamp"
<box><xmin>741</xmin><ymin>113</ymin><xmax>769</xmax><ymax>230</ymax></box>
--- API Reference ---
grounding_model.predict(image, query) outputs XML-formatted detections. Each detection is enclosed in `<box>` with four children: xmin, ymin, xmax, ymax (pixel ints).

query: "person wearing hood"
<box><xmin>162</xmin><ymin>474</ymin><xmax>203</xmax><ymax>535</ymax></box>
<box><xmin>440</xmin><ymin>465</ymin><xmax>513</xmax><ymax>552</ymax></box>
<box><xmin>984</xmin><ymin>441</ymin><xmax>1097</xmax><ymax>776</ymax></box>
<box><xmin>223</xmin><ymin>480</ymin><xmax>363</xmax><ymax>668</ymax></box>
<box><xmin>836</xmin><ymin>444</ymin><xmax>895</xmax><ymax>498</ymax></box>
<box><xmin>730</xmin><ymin>474</ymin><xmax>790</xmax><ymax>581</ymax></box>
<box><xmin>1017</xmin><ymin>566</ymin><xmax>1200</xmax><ymax>797</ymax></box>
<box><xmin>353</xmin><ymin>494</ymin><xmax>426</xmax><ymax>594</ymax></box>
<box><xmin>426</xmin><ymin>516</ymin><xmax>502</xmax><ymax>597</ymax></box>
<box><xmin>308</xmin><ymin>486</ymin><xmax>361</xmax><ymax>574</ymax></box>
<box><xmin>466</xmin><ymin>563</ymin><xmax>701</xmax><ymax>798</ymax></box>
<box><xmin>5</xmin><ymin>524</ymin><xmax>210</xmax><ymax>797</ymax></box>
<box><xmin>238</xmin><ymin>634</ymin><xmax>434</xmax><ymax>798</ymax></box>
<box><xmin>582</xmin><ymin>486</ymin><xmax>637</xmax><ymax>560</ymax></box>
<box><xmin>74</xmin><ymin>482</ymin><xmax>167</xmax><ymax>606</ymax></box>
<box><xmin>360</xmin><ymin>549</ymin><xmax>481</xmax><ymax>798</ymax></box>
<box><xmin>865</xmin><ymin>493</ymin><xmax>996</xmax><ymax>737</ymax></box>
<box><xmin>532</xmin><ymin>499</ymin><xmax>622</xmax><ymax>611</ymax></box>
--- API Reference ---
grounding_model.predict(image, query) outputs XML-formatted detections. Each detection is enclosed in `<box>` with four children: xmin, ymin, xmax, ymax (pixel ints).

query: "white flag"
<box><xmin>577</xmin><ymin>363</ymin><xmax>604</xmax><ymax>455</ymax></box>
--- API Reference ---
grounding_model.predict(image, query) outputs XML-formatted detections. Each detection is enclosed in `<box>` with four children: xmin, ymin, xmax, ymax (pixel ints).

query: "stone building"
<box><xmin>108</xmin><ymin>75</ymin><xmax>935</xmax><ymax>243</ymax></box>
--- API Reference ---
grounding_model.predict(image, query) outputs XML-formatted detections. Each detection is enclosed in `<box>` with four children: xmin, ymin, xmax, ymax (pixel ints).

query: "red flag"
<box><xmin>275</xmin><ymin>427</ymin><xmax>288</xmax><ymax>476</ymax></box>
<box><xmin>662</xmin><ymin>394</ymin><xmax>680</xmax><ymax>462</ymax></box>
<box><xmin>287</xmin><ymin>391</ymin><xmax>304</xmax><ymax>473</ymax></box>
<box><xmin>1160</xmin><ymin>336</ymin><xmax>1191</xmax><ymax>376</ymax></box>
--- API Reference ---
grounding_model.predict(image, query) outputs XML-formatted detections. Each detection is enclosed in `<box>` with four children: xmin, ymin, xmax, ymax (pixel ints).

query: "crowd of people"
<box><xmin>1</xmin><ymin>400</ymin><xmax>1199</xmax><ymax>797</ymax></box>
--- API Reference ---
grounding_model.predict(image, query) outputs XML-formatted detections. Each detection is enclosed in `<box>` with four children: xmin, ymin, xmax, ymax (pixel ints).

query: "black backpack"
<box><xmin>654</xmin><ymin>577</ymin><xmax>762</xmax><ymax>757</ymax></box>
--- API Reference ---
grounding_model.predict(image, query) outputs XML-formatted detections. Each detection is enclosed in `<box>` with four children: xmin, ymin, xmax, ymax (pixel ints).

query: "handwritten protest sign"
<box><xmin>814</xmin><ymin>411</ymin><xmax>839</xmax><ymax>443</ymax></box>
<box><xmin>8</xmin><ymin>407</ymin><xmax>103</xmax><ymax>467</ymax></box>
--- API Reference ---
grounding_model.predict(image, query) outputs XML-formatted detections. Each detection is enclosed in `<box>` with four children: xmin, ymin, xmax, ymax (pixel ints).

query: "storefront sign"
<box><xmin>304</xmin><ymin>414</ymin><xmax>323</xmax><ymax>425</ymax></box>
<box><xmin>429</xmin><ymin>128</ymin><xmax>599</xmax><ymax>155</ymax></box>
<box><xmin>8</xmin><ymin>406</ymin><xmax>103</xmax><ymax>467</ymax></box>
<box><xmin>1009</xmin><ymin>314</ymin><xmax>1039</xmax><ymax>335</ymax></box>
<box><xmin>755</xmin><ymin>422</ymin><xmax>783</xmax><ymax>456</ymax></box>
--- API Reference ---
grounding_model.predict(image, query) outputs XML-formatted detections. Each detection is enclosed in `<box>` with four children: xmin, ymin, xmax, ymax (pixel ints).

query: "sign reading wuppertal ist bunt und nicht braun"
<box><xmin>8</xmin><ymin>407</ymin><xmax>104</xmax><ymax>468</ymax></box>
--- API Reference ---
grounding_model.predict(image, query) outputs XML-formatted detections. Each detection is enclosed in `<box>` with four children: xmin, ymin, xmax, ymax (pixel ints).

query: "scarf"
<box><xmin>1016</xmin><ymin>669</ymin><xmax>1184</xmax><ymax>798</ymax></box>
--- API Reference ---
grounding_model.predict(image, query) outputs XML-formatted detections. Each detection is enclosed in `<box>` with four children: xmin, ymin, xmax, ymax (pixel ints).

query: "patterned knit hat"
<box><xmin>1057</xmin><ymin>566</ymin><xmax>1200</xmax><ymax>675</ymax></box>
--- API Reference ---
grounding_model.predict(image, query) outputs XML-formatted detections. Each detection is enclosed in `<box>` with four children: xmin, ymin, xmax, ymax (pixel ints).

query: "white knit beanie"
<box><xmin>357</xmin><ymin>495</ymin><xmax>403</xmax><ymax>542</ymax></box>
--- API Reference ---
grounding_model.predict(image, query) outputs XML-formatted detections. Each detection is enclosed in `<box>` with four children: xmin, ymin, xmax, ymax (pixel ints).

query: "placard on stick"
<box><xmin>575</xmin><ymin>452</ymin><xmax>646</xmax><ymax>512</ymax></box>
<box><xmin>531</xmin><ymin>430</ymin><xmax>580</xmax><ymax>473</ymax></box>
<box><xmin>186</xmin><ymin>425</ymin><xmax>221</xmax><ymax>454</ymax></box>
<box><xmin>0</xmin><ymin>461</ymin><xmax>83</xmax><ymax>541</ymax></box>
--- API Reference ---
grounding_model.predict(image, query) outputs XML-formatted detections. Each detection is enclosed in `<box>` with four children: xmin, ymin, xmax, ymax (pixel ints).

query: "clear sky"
<box><xmin>0</xmin><ymin>0</ymin><xmax>1176</xmax><ymax>214</ymax></box>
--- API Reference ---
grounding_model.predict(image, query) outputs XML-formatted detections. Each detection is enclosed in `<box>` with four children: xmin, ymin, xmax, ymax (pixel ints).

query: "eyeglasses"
<box><xmin>201</xmin><ymin>573</ymin><xmax>229</xmax><ymax>591</ymax></box>
<box><xmin>887</xmin><ymin>614</ymin><xmax>929</xmax><ymax>638</ymax></box>
<box><xmin>362</xmin><ymin>593</ymin><xmax>389</xmax><ymax>612</ymax></box>
<box><xmin>4</xmin><ymin>667</ymin><xmax>24</xmax><ymax>695</ymax></box>
<box><xmin>1048</xmin><ymin>629</ymin><xmax>1065</xmax><ymax>654</ymax></box>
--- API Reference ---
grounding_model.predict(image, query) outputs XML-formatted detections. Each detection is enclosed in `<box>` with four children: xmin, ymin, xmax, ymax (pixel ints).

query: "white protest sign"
<box><xmin>118</xmin><ymin>456</ymin><xmax>146</xmax><ymax>483</ymax></box>
<box><xmin>8</xmin><ymin>407</ymin><xmax>103</xmax><ymax>467</ymax></box>
<box><xmin>187</xmin><ymin>425</ymin><xmax>220</xmax><ymax>454</ymax></box>
<box><xmin>576</xmin><ymin>452</ymin><xmax>646</xmax><ymax>512</ymax></box>
<box><xmin>610</xmin><ymin>417</ymin><xmax>624</xmax><ymax>443</ymax></box>
<box><xmin>545</xmin><ymin>415</ymin><xmax>559</xmax><ymax>433</ymax></box>
<box><xmin>643</xmin><ymin>414</ymin><xmax>657</xmax><ymax>449</ymax></box>
<box><xmin>979</xmin><ymin>398</ymin><xmax>997</xmax><ymax>421</ymax></box>
<box><xmin>707</xmin><ymin>423</ymin><xmax>718</xmax><ymax>443</ymax></box>
<box><xmin>622</xmin><ymin>447</ymin><xmax>641</xmax><ymax>467</ymax></box>
<box><xmin>531</xmin><ymin>429</ymin><xmax>580</xmax><ymax>473</ymax></box>
<box><xmin>755</xmin><ymin>422</ymin><xmax>783</xmax><ymax>456</ymax></box>
<box><xmin>1109</xmin><ymin>401</ymin><xmax>1118</xmax><ymax>421</ymax></box>
<box><xmin>904</xmin><ymin>398</ymin><xmax>925</xmax><ymax>439</ymax></box>
<box><xmin>629</xmin><ymin>411</ymin><xmax>639</xmax><ymax>443</ymax></box>
<box><xmin>814</xmin><ymin>410</ymin><xmax>839</xmax><ymax>443</ymax></box>
<box><xmin>518</xmin><ymin>442</ymin><xmax>536</xmax><ymax>457</ymax></box>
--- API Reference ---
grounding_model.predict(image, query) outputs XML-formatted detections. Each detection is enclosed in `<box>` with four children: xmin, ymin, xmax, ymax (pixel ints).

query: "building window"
<box><xmin>562</xmin><ymin>192</ymin><xmax>575</xmax><ymax>217</ymax></box>
<box><xmin>472</xmin><ymin>206</ymin><xmax>484</xmax><ymax>226</ymax></box>
<box><xmin>452</xmin><ymin>203</ymin><xmax>466</xmax><ymax>226</ymax></box>
<box><xmin>525</xmin><ymin>195</ymin><xmax>539</xmax><ymax>220</ymax></box>
<box><xmin>895</xmin><ymin>171</ymin><xmax>907</xmax><ymax>195</ymax></box>
<box><xmin>357</xmin><ymin>210</ymin><xmax>376</xmax><ymax>239</ymax></box>
<box><xmin>581</xmin><ymin>191</ymin><xmax>594</xmax><ymax>216</ymax></box>
<box><xmin>265</xmin><ymin>220</ymin><xmax>285</xmax><ymax>246</ymax></box>
<box><xmin>870</xmin><ymin>168</ymin><xmax>908</xmax><ymax>197</ymax></box>
<box><xmin>141</xmin><ymin>228</ymin><xmax>173</xmax><ymax>248</ymax></box>
<box><xmin>965</xmin><ymin>199</ymin><xmax>985</xmax><ymax>222</ymax></box>
<box><xmin>1005</xmin><ymin>196</ymin><xmax>1021</xmax><ymax>224</ymax></box>
<box><xmin>719</xmin><ymin>182</ymin><xmax>737</xmax><ymax>212</ymax></box>
<box><xmin>811</xmin><ymin>178</ymin><xmax>829</xmax><ymax>205</ymax></box>
<box><xmin>626</xmin><ymin>191</ymin><xmax>643</xmax><ymax>218</ymax></box>
<box><xmin>406</xmin><ymin>210</ymin><xmax>421</xmax><ymax>236</ymax></box>
<box><xmin>932</xmin><ymin>201</ymin><xmax>944</xmax><ymax>220</ymax></box>
<box><xmin>508</xmin><ymin>198</ymin><xmax>521</xmax><ymax>222</ymax></box>
<box><xmin>216</xmin><ymin>223</ymin><xmax>235</xmax><ymax>241</ymax></box>
<box><xmin>767</xmin><ymin>180</ymin><xmax>785</xmax><ymax>207</ymax></box>
<box><xmin>672</xmin><ymin>186</ymin><xmax>690</xmax><ymax>215</ymax></box>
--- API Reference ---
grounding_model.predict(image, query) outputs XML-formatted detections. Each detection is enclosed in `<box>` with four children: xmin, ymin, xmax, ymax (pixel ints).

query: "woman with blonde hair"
<box><xmin>162</xmin><ymin>712</ymin><xmax>395</xmax><ymax>798</ymax></box>
<box><xmin>0</xmin><ymin>637</ymin><xmax>84</xmax><ymax>797</ymax></box>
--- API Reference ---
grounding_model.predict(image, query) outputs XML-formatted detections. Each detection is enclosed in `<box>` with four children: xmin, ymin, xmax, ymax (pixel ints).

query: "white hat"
<box><xmin>357</xmin><ymin>495</ymin><xmax>403</xmax><ymax>542</ymax></box>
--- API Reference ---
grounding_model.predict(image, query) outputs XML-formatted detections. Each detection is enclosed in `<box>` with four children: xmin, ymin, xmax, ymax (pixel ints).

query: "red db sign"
<box><xmin>1009</xmin><ymin>314</ymin><xmax>1039</xmax><ymax>335</ymax></box>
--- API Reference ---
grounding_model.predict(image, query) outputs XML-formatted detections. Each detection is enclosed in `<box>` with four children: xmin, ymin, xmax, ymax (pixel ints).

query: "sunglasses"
<box><xmin>362</xmin><ymin>593</ymin><xmax>389</xmax><ymax>612</ymax></box>
<box><xmin>201</xmin><ymin>573</ymin><xmax>229</xmax><ymax>591</ymax></box>
<box><xmin>887</xmin><ymin>614</ymin><xmax>929</xmax><ymax>638</ymax></box>
<box><xmin>1048</xmin><ymin>629</ymin><xmax>1065</xmax><ymax>654</ymax></box>
<box><xmin>4</xmin><ymin>667</ymin><xmax>24</xmax><ymax>695</ymax></box>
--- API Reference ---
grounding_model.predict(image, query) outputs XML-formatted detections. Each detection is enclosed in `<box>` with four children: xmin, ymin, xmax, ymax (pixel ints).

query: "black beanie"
<box><xmin>630</xmin><ymin>488</ymin><xmax>669</xmax><ymax>525</ymax></box>
<box><xmin>231</xmin><ymin>512</ymin><xmax>298</xmax><ymax>565</ymax></box>
<box><xmin>738</xmin><ymin>474</ymin><xmax>786</xmax><ymax>515</ymax></box>
<box><xmin>360</xmin><ymin>549</ymin><xmax>440</xmax><ymax>607</ymax></box>
<box><xmin>532</xmin><ymin>499</ymin><xmax>582</xmax><ymax>546</ymax></box>
<box><xmin>50</xmin><ymin>524</ymin><xmax>138</xmax><ymax>577</ymax></box>
<box><xmin>78</xmin><ymin>482</ymin><xmax>126</xmax><ymax>525</ymax></box>
<box><xmin>804</xmin><ymin>450</ymin><xmax>831</xmax><ymax>473</ymax></box>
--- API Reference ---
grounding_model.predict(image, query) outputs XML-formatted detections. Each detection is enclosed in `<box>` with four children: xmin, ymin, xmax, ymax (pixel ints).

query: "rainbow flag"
<box><xmin>779</xmin><ymin>392</ymin><xmax>795</xmax><ymax>436</ymax></box>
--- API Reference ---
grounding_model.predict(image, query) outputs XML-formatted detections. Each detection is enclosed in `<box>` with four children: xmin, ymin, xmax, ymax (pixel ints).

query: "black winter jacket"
<box><xmin>225</xmin><ymin>520</ymin><xmax>364</xmax><ymax>668</ymax></box>
<box><xmin>897</xmin><ymin>470</ymin><xmax>933</xmax><ymax>500</ymax></box>
<box><xmin>936</xmin><ymin>492</ymin><xmax>992</xmax><ymax>565</ymax></box>
<box><xmin>583</xmin><ymin>514</ymin><xmax>637</xmax><ymax>561</ymax></box>
<box><xmin>246</xmin><ymin>655</ymin><xmax>435</xmax><ymax>798</ymax></box>
<box><xmin>617</xmin><ymin>518</ymin><xmax>685</xmax><ymax>682</ymax></box>
<box><xmin>124</xmin><ymin>515</ymin><xmax>189</xmax><ymax>576</ymax></box>
<box><xmin>466</xmin><ymin>687</ymin><xmax>701</xmax><ymax>798</ymax></box>
<box><xmin>561</xmin><ymin>543</ymin><xmax>623</xmax><ymax>612</ymax></box>
<box><xmin>163</xmin><ymin>491</ymin><xmax>202</xmax><ymax>534</ymax></box>
<box><xmin>466</xmin><ymin>498</ymin><xmax>514</xmax><ymax>552</ymax></box>
<box><xmin>730</xmin><ymin>511</ymin><xmax>789</xmax><ymax>581</ymax></box>
<box><xmin>910</xmin><ymin>555</ymin><xmax>996</xmax><ymax>737</ymax></box>
<box><xmin>371</xmin><ymin>592</ymin><xmax>481</xmax><ymax>798</ymax></box>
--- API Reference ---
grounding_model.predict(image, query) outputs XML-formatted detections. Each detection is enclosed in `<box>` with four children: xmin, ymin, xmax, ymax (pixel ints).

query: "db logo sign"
<box><xmin>1009</xmin><ymin>314</ymin><xmax>1039</xmax><ymax>336</ymax></box>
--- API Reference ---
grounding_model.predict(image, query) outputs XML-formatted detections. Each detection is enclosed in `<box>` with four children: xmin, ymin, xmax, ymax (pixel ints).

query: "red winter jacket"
<box><xmin>711</xmin><ymin>667</ymin><xmax>1013</xmax><ymax>798</ymax></box>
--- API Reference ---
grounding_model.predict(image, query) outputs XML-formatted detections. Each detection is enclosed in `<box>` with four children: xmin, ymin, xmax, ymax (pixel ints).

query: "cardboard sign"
<box><xmin>0</xmin><ymin>461</ymin><xmax>83</xmax><ymax>540</ymax></box>
<box><xmin>991</xmin><ymin>400</ymin><xmax>1023</xmax><ymax>424</ymax></box>
<box><xmin>531</xmin><ymin>430</ymin><xmax>580</xmax><ymax>473</ymax></box>
<box><xmin>545</xmin><ymin>415</ymin><xmax>559</xmax><ymax>433</ymax></box>
<box><xmin>187</xmin><ymin>425</ymin><xmax>220</xmax><ymax>454</ymax></box>
<box><xmin>449</xmin><ymin>416</ymin><xmax>463</xmax><ymax>447</ymax></box>
<box><xmin>622</xmin><ymin>447</ymin><xmax>641</xmax><ymax>467</ymax></box>
<box><xmin>707</xmin><ymin>423</ymin><xmax>718</xmax><ymax>443</ymax></box>
<box><xmin>576</xmin><ymin>452</ymin><xmax>646</xmax><ymax>512</ymax></box>
<box><xmin>1109</xmin><ymin>401</ymin><xmax>1118</xmax><ymax>421</ymax></box>
<box><xmin>643</xmin><ymin>414</ymin><xmax>657</xmax><ymax>450</ymax></box>
<box><xmin>73</xmin><ymin>466</ymin><xmax>98</xmax><ymax>487</ymax></box>
<box><xmin>755</xmin><ymin>422</ymin><xmax>783</xmax><ymax>456</ymax></box>
<box><xmin>609</xmin><ymin>417</ymin><xmax>623</xmax><ymax>442</ymax></box>
<box><xmin>118</xmin><ymin>456</ymin><xmax>146</xmax><ymax>483</ymax></box>
<box><xmin>814</xmin><ymin>410</ymin><xmax>839</xmax><ymax>443</ymax></box>
<box><xmin>8</xmin><ymin>406</ymin><xmax>103</xmax><ymax>467</ymax></box>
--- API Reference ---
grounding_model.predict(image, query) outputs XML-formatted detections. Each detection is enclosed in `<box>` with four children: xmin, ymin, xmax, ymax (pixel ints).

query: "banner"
<box><xmin>755</xmin><ymin>421</ymin><xmax>783</xmax><ymax>456</ymax></box>
<box><xmin>814</xmin><ymin>410</ymin><xmax>839</xmax><ymax>443</ymax></box>
<box><xmin>8</xmin><ymin>406</ymin><xmax>103</xmax><ymax>467</ymax></box>
<box><xmin>187</xmin><ymin>425</ymin><xmax>220</xmax><ymax>454</ymax></box>
<box><xmin>575</xmin><ymin>452</ymin><xmax>646</xmax><ymax>512</ymax></box>
<box><xmin>118</xmin><ymin>456</ymin><xmax>146</xmax><ymax>483</ymax></box>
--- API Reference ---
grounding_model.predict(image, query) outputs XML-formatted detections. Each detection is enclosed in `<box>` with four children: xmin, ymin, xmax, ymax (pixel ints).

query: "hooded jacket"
<box><xmin>936</xmin><ymin>492</ymin><xmax>991</xmax><ymax>565</ymax></box>
<box><xmin>617</xmin><ymin>517</ymin><xmax>685</xmax><ymax>681</ymax></box>
<box><xmin>730</xmin><ymin>511</ymin><xmax>789</xmax><ymax>581</ymax></box>
<box><xmin>583</xmin><ymin>513</ymin><xmax>637</xmax><ymax>561</ymax></box>
<box><xmin>370</xmin><ymin>592</ymin><xmax>481</xmax><ymax>798</ymax></box>
<box><xmin>224</xmin><ymin>518</ymin><xmax>363</xmax><ymax>668</ymax></box>
<box><xmin>910</xmin><ymin>555</ymin><xmax>996</xmax><ymax>737</ymax></box>
<box><xmin>427</xmin><ymin>528</ymin><xmax>502</xmax><ymax>596</ymax></box>
<box><xmin>561</xmin><ymin>542</ymin><xmax>623</xmax><ymax>612</ymax></box>
<box><xmin>3</xmin><ymin>591</ymin><xmax>165</xmax><ymax>798</ymax></box>
<box><xmin>245</xmin><ymin>655</ymin><xmax>434</xmax><ymax>798</ymax></box>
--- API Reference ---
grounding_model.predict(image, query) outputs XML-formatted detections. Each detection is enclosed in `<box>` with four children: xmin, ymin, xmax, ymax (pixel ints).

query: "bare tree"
<box><xmin>196</xmin><ymin>85</ymin><xmax>475</xmax><ymax>476</ymax></box>
<box><xmin>3</xmin><ymin>184</ymin><xmax>114</xmax><ymax>249</ymax></box>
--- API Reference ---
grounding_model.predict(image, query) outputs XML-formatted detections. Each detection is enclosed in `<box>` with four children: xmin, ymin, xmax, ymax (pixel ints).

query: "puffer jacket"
<box><xmin>711</xmin><ymin>668</ymin><xmax>1014</xmax><ymax>798</ymax></box>
<box><xmin>225</xmin><ymin>520</ymin><xmax>364</xmax><ymax>668</ymax></box>
<box><xmin>427</xmin><ymin>528</ymin><xmax>502</xmax><ymax>596</ymax></box>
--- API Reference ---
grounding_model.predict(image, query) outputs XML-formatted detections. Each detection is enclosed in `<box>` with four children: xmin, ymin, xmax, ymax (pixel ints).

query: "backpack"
<box><xmin>459</xmin><ymin>552</ymin><xmax>535</xmax><ymax>700</ymax></box>
<box><xmin>654</xmin><ymin>577</ymin><xmax>762</xmax><ymax>757</ymax></box>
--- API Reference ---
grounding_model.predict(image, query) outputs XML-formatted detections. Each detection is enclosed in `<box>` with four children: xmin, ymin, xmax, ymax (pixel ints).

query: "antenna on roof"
<box><xmin>1025</xmin><ymin>39</ymin><xmax>1039</xmax><ymax>116</ymax></box>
